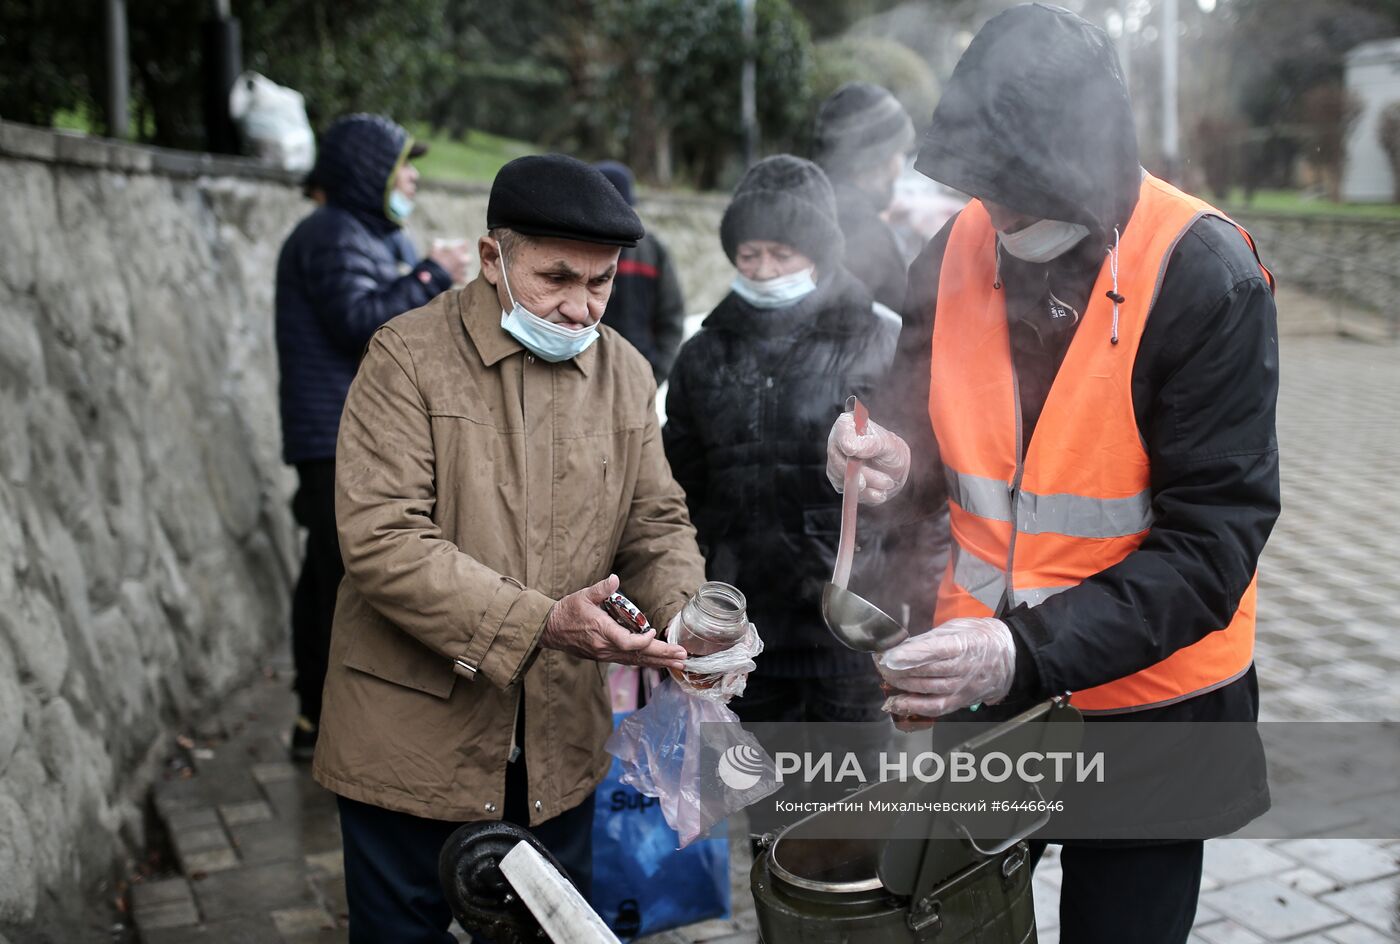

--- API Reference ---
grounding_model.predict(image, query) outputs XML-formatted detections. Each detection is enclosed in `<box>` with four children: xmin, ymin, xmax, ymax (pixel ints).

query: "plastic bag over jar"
<box><xmin>667</xmin><ymin>581</ymin><xmax>763</xmax><ymax>701</ymax></box>
<box><xmin>605</xmin><ymin>581</ymin><xmax>777</xmax><ymax>845</ymax></box>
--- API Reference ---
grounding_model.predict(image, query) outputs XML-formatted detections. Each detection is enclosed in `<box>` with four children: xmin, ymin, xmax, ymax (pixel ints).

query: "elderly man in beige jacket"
<box><xmin>312</xmin><ymin>154</ymin><xmax>707</xmax><ymax>943</ymax></box>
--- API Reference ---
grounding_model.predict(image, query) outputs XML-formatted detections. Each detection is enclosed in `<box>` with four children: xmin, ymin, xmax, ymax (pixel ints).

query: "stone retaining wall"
<box><xmin>0</xmin><ymin>120</ymin><xmax>728</xmax><ymax>940</ymax></box>
<box><xmin>1232</xmin><ymin>210</ymin><xmax>1400</xmax><ymax>337</ymax></box>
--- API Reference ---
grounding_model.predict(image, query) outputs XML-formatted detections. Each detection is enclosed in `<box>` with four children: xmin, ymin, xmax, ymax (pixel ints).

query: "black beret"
<box><xmin>488</xmin><ymin>154</ymin><xmax>644</xmax><ymax>247</ymax></box>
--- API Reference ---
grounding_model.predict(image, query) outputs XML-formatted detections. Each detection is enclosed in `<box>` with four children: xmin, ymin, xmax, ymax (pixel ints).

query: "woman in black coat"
<box><xmin>662</xmin><ymin>156</ymin><xmax>899</xmax><ymax>835</ymax></box>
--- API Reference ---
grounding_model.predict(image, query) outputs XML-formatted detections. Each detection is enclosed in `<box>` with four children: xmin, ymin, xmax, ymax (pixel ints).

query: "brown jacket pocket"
<box><xmin>341</xmin><ymin>601</ymin><xmax>458</xmax><ymax>700</ymax></box>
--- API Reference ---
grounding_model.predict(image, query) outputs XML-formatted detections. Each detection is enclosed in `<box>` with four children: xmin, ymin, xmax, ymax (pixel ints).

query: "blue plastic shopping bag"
<box><xmin>590</xmin><ymin>712</ymin><xmax>731</xmax><ymax>940</ymax></box>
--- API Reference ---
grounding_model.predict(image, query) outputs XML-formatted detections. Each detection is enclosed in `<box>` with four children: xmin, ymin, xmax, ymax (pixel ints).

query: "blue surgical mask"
<box><xmin>730</xmin><ymin>267</ymin><xmax>817</xmax><ymax>309</ymax></box>
<box><xmin>497</xmin><ymin>247</ymin><xmax>600</xmax><ymax>362</ymax></box>
<box><xmin>387</xmin><ymin>190</ymin><xmax>415</xmax><ymax>223</ymax></box>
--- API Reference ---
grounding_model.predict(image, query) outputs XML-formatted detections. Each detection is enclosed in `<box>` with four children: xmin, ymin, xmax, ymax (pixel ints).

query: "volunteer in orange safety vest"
<box><xmin>825</xmin><ymin>6</ymin><xmax>1279</xmax><ymax>943</ymax></box>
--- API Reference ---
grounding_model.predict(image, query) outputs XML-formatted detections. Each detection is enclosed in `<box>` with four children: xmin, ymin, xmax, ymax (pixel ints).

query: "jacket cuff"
<box><xmin>452</xmin><ymin>577</ymin><xmax>556</xmax><ymax>689</ymax></box>
<box><xmin>1002</xmin><ymin>606</ymin><xmax>1048</xmax><ymax>701</ymax></box>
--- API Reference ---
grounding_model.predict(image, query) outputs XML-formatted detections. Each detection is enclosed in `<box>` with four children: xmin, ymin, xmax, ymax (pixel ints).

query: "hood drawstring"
<box><xmin>1105</xmin><ymin>226</ymin><xmax>1123</xmax><ymax>345</ymax></box>
<box><xmin>993</xmin><ymin>240</ymin><xmax>1003</xmax><ymax>290</ymax></box>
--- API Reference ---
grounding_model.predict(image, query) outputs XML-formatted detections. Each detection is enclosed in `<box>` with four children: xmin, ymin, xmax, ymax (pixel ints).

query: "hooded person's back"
<box><xmin>274</xmin><ymin>115</ymin><xmax>451</xmax><ymax>464</ymax></box>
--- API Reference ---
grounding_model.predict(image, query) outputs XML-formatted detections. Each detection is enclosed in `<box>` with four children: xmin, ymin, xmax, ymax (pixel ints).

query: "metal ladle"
<box><xmin>821</xmin><ymin>397</ymin><xmax>909</xmax><ymax>653</ymax></box>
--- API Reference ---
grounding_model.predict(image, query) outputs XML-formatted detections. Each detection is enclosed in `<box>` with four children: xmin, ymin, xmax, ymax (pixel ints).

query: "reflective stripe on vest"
<box><xmin>950</xmin><ymin>544</ymin><xmax>1075</xmax><ymax>612</ymax></box>
<box><xmin>928</xmin><ymin>173</ymin><xmax>1267</xmax><ymax>714</ymax></box>
<box><xmin>944</xmin><ymin>465</ymin><xmax>1154</xmax><ymax>538</ymax></box>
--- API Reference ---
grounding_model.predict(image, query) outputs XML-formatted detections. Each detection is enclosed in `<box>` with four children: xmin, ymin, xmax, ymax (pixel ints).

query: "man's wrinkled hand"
<box><xmin>825</xmin><ymin>411</ymin><xmax>911</xmax><ymax>505</ymax></box>
<box><xmin>539</xmin><ymin>574</ymin><xmax>689</xmax><ymax>671</ymax></box>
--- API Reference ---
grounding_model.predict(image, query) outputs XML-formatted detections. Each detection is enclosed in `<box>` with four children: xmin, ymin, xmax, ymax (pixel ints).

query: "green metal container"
<box><xmin>751</xmin><ymin>835</ymin><xmax>1035</xmax><ymax>943</ymax></box>
<box><xmin>747</xmin><ymin>699</ymin><xmax>1083</xmax><ymax>943</ymax></box>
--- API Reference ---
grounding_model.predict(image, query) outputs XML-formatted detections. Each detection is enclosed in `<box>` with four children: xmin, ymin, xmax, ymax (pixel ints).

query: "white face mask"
<box><xmin>997</xmin><ymin>218</ymin><xmax>1091</xmax><ymax>264</ymax></box>
<box><xmin>730</xmin><ymin>267</ymin><xmax>818</xmax><ymax>309</ymax></box>
<box><xmin>497</xmin><ymin>247</ymin><xmax>600</xmax><ymax>363</ymax></box>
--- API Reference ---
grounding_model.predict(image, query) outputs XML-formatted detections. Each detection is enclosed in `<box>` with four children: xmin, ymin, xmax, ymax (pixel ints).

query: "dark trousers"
<box><xmin>1031</xmin><ymin>840</ymin><xmax>1204</xmax><ymax>944</ymax></box>
<box><xmin>339</xmin><ymin>754</ymin><xmax>596</xmax><ymax>943</ymax></box>
<box><xmin>290</xmin><ymin>460</ymin><xmax>341</xmax><ymax>723</ymax></box>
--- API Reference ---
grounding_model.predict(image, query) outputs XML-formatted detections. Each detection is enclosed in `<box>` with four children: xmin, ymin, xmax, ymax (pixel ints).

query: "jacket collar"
<box><xmin>458</xmin><ymin>274</ymin><xmax>594</xmax><ymax>377</ymax></box>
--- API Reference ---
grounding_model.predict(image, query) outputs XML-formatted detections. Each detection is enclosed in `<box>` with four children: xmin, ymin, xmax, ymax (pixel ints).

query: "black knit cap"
<box><xmin>488</xmin><ymin>154</ymin><xmax>644</xmax><ymax>247</ymax></box>
<box><xmin>813</xmin><ymin>82</ymin><xmax>915</xmax><ymax>179</ymax></box>
<box><xmin>719</xmin><ymin>155</ymin><xmax>844</xmax><ymax>270</ymax></box>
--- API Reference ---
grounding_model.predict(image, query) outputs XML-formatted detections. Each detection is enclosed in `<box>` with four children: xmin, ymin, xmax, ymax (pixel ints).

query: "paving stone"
<box><xmin>260</xmin><ymin>776</ymin><xmax>340</xmax><ymax>821</ymax></box>
<box><xmin>1203</xmin><ymin>877</ymin><xmax>1349</xmax><ymax>940</ymax></box>
<box><xmin>269</xmin><ymin>906</ymin><xmax>336</xmax><ymax>938</ymax></box>
<box><xmin>1320</xmin><ymin>878</ymin><xmax>1400</xmax><ymax>934</ymax></box>
<box><xmin>228</xmin><ymin>819</ymin><xmax>309</xmax><ymax>865</ymax></box>
<box><xmin>1326</xmin><ymin>920</ymin><xmax>1399</xmax><ymax>943</ymax></box>
<box><xmin>131</xmin><ymin>878</ymin><xmax>199</xmax><ymax>932</ymax></box>
<box><xmin>1193</xmin><ymin>920</ymin><xmax>1267</xmax><ymax>944</ymax></box>
<box><xmin>191</xmin><ymin>860</ymin><xmax>317</xmax><ymax>923</ymax></box>
<box><xmin>180</xmin><ymin>848</ymin><xmax>240</xmax><ymax>874</ymax></box>
<box><xmin>1277</xmin><ymin>840</ymin><xmax>1400</xmax><ymax>885</ymax></box>
<box><xmin>174</xmin><ymin>825</ymin><xmax>230</xmax><ymax>854</ymax></box>
<box><xmin>1193</xmin><ymin>901</ymin><xmax>1224</xmax><ymax>926</ymax></box>
<box><xmin>304</xmin><ymin>850</ymin><xmax>343</xmax><ymax>878</ymax></box>
<box><xmin>1202</xmin><ymin>839</ymin><xmax>1298</xmax><ymax>882</ymax></box>
<box><xmin>141</xmin><ymin>914</ymin><xmax>284</xmax><ymax>944</ymax></box>
<box><xmin>154</xmin><ymin>778</ymin><xmax>218</xmax><ymax>818</ymax></box>
<box><xmin>165</xmin><ymin>807</ymin><xmax>222</xmax><ymax>833</ymax></box>
<box><xmin>1279</xmin><ymin>867</ymin><xmax>1347</xmax><ymax>897</ymax></box>
<box><xmin>220</xmin><ymin>799</ymin><xmax>274</xmax><ymax>827</ymax></box>
<box><xmin>252</xmin><ymin>761</ymin><xmax>299</xmax><ymax>785</ymax></box>
<box><xmin>309</xmin><ymin>870</ymin><xmax>348</xmax><ymax>927</ymax></box>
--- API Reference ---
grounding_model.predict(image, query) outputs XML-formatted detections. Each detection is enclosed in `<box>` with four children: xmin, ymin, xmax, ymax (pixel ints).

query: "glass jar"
<box><xmin>671</xmin><ymin>581</ymin><xmax>747</xmax><ymax>689</ymax></box>
<box><xmin>880</xmin><ymin>680</ymin><xmax>936</xmax><ymax>728</ymax></box>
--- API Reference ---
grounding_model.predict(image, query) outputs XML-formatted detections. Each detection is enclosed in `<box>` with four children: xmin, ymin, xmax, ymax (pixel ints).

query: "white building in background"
<box><xmin>1342</xmin><ymin>38</ymin><xmax>1400</xmax><ymax>203</ymax></box>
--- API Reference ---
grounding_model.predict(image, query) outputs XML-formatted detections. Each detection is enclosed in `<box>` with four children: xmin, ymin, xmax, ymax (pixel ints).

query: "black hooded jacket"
<box><xmin>876</xmin><ymin>4</ymin><xmax>1280</xmax><ymax>735</ymax></box>
<box><xmin>664</xmin><ymin>269</ymin><xmax>899</xmax><ymax>677</ymax></box>
<box><xmin>275</xmin><ymin>115</ymin><xmax>451</xmax><ymax>463</ymax></box>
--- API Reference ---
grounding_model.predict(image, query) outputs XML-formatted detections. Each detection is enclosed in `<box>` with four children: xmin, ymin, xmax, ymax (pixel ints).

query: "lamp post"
<box><xmin>739</xmin><ymin>0</ymin><xmax>758</xmax><ymax>169</ymax></box>
<box><xmin>1162</xmin><ymin>0</ymin><xmax>1180</xmax><ymax>182</ymax></box>
<box><xmin>104</xmin><ymin>0</ymin><xmax>129</xmax><ymax>139</ymax></box>
<box><xmin>203</xmin><ymin>0</ymin><xmax>243</xmax><ymax>154</ymax></box>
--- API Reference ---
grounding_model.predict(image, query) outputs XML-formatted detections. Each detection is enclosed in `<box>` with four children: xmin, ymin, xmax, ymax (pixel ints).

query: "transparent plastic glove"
<box><xmin>875</xmin><ymin>617</ymin><xmax>1016</xmax><ymax>718</ymax></box>
<box><xmin>825</xmin><ymin>411</ymin><xmax>911</xmax><ymax>505</ymax></box>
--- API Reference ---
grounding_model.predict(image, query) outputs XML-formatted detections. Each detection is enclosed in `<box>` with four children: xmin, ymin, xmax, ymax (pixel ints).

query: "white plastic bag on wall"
<box><xmin>228</xmin><ymin>71</ymin><xmax>315</xmax><ymax>173</ymax></box>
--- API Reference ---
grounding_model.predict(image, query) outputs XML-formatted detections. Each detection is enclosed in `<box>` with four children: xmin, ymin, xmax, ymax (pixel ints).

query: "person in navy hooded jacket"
<box><xmin>275</xmin><ymin>113</ymin><xmax>470</xmax><ymax>759</ymax></box>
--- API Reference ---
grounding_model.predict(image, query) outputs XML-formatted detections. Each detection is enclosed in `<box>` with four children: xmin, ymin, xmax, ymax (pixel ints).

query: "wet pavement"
<box><xmin>129</xmin><ymin>320</ymin><xmax>1398</xmax><ymax>943</ymax></box>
